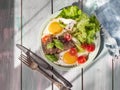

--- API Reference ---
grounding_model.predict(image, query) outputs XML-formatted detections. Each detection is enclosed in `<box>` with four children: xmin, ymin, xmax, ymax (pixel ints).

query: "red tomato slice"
<box><xmin>69</xmin><ymin>48</ymin><xmax>77</xmax><ymax>56</ymax></box>
<box><xmin>64</xmin><ymin>33</ymin><xmax>72</xmax><ymax>41</ymax></box>
<box><xmin>42</xmin><ymin>35</ymin><xmax>50</xmax><ymax>44</ymax></box>
<box><xmin>77</xmin><ymin>55</ymin><xmax>87</xmax><ymax>64</ymax></box>
<box><xmin>86</xmin><ymin>44</ymin><xmax>95</xmax><ymax>52</ymax></box>
<box><xmin>81</xmin><ymin>43</ymin><xmax>95</xmax><ymax>52</ymax></box>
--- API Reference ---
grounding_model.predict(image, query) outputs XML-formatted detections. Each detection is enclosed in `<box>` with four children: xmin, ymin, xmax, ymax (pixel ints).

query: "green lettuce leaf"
<box><xmin>57</xmin><ymin>6</ymin><xmax>100</xmax><ymax>44</ymax></box>
<box><xmin>58</xmin><ymin>6</ymin><xmax>82</xmax><ymax>19</ymax></box>
<box><xmin>53</xmin><ymin>39</ymin><xmax>64</xmax><ymax>50</ymax></box>
<box><xmin>45</xmin><ymin>54</ymin><xmax>58</xmax><ymax>62</ymax></box>
<box><xmin>47</xmin><ymin>42</ymin><xmax>54</xmax><ymax>49</ymax></box>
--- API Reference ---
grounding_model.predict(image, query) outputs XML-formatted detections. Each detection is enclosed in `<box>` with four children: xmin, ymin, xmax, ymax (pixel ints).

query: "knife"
<box><xmin>16</xmin><ymin>44</ymin><xmax>72</xmax><ymax>88</ymax></box>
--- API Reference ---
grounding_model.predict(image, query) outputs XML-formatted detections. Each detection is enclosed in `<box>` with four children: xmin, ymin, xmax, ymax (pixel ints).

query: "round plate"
<box><xmin>39</xmin><ymin>11</ymin><xmax>101</xmax><ymax>71</ymax></box>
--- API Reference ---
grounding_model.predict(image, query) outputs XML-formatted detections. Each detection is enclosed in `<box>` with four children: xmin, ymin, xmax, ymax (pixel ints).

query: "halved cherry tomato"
<box><xmin>42</xmin><ymin>35</ymin><xmax>50</xmax><ymax>44</ymax></box>
<box><xmin>64</xmin><ymin>33</ymin><xmax>72</xmax><ymax>41</ymax></box>
<box><xmin>86</xmin><ymin>44</ymin><xmax>95</xmax><ymax>52</ymax></box>
<box><xmin>81</xmin><ymin>43</ymin><xmax>95</xmax><ymax>52</ymax></box>
<box><xmin>77</xmin><ymin>55</ymin><xmax>87</xmax><ymax>64</ymax></box>
<box><xmin>69</xmin><ymin>48</ymin><xmax>77</xmax><ymax>56</ymax></box>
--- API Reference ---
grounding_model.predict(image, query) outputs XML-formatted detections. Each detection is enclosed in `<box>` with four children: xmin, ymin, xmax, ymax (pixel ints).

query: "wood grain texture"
<box><xmin>20</xmin><ymin>0</ymin><xmax>78</xmax><ymax>90</ymax></box>
<box><xmin>20</xmin><ymin>0</ymin><xmax>120</xmax><ymax>90</ymax></box>
<box><xmin>0</xmin><ymin>0</ymin><xmax>21</xmax><ymax>90</ymax></box>
<box><xmin>0</xmin><ymin>0</ymin><xmax>119</xmax><ymax>90</ymax></box>
<box><xmin>21</xmin><ymin>1</ymin><xmax>51</xmax><ymax>90</ymax></box>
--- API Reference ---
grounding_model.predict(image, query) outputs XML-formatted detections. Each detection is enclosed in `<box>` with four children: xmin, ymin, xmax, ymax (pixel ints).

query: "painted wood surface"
<box><xmin>0</xmin><ymin>0</ymin><xmax>21</xmax><ymax>90</ymax></box>
<box><xmin>0</xmin><ymin>0</ymin><xmax>120</xmax><ymax>90</ymax></box>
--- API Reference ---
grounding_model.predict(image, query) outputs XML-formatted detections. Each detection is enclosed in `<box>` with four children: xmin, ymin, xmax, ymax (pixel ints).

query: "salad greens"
<box><xmin>45</xmin><ymin>54</ymin><xmax>58</xmax><ymax>62</ymax></box>
<box><xmin>59</xmin><ymin>20</ymin><xmax>66</xmax><ymax>28</ymax></box>
<box><xmin>58</xmin><ymin>6</ymin><xmax>100</xmax><ymax>44</ymax></box>
<box><xmin>46</xmin><ymin>39</ymin><xmax>64</xmax><ymax>50</ymax></box>
<box><xmin>43</xmin><ymin>6</ymin><xmax>100</xmax><ymax>64</ymax></box>
<box><xmin>53</xmin><ymin>39</ymin><xmax>64</xmax><ymax>50</ymax></box>
<box><xmin>58</xmin><ymin>6</ymin><xmax>82</xmax><ymax>19</ymax></box>
<box><xmin>47</xmin><ymin>42</ymin><xmax>54</xmax><ymax>49</ymax></box>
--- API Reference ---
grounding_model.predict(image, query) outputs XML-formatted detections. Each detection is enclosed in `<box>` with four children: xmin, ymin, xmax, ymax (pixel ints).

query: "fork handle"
<box><xmin>50</xmin><ymin>68</ymin><xmax>72</xmax><ymax>88</ymax></box>
<box><xmin>36</xmin><ymin>67</ymin><xmax>65</xmax><ymax>89</ymax></box>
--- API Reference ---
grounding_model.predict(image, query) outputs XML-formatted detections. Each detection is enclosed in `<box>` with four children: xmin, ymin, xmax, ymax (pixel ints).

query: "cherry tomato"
<box><xmin>42</xmin><ymin>35</ymin><xmax>50</xmax><ymax>44</ymax></box>
<box><xmin>69</xmin><ymin>48</ymin><xmax>77</xmax><ymax>56</ymax></box>
<box><xmin>77</xmin><ymin>55</ymin><xmax>87</xmax><ymax>64</ymax></box>
<box><xmin>81</xmin><ymin>43</ymin><xmax>95</xmax><ymax>52</ymax></box>
<box><xmin>86</xmin><ymin>44</ymin><xmax>95</xmax><ymax>52</ymax></box>
<box><xmin>64</xmin><ymin>33</ymin><xmax>72</xmax><ymax>41</ymax></box>
<box><xmin>81</xmin><ymin>43</ymin><xmax>88</xmax><ymax>49</ymax></box>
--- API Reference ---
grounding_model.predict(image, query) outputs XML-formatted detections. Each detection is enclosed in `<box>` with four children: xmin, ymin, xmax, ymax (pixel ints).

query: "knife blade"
<box><xmin>16</xmin><ymin>44</ymin><xmax>51</xmax><ymax>69</ymax></box>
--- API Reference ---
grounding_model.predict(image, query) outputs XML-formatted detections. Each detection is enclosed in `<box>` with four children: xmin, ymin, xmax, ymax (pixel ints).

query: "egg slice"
<box><xmin>42</xmin><ymin>18</ymin><xmax>76</xmax><ymax>37</ymax></box>
<box><xmin>58</xmin><ymin>50</ymin><xmax>77</xmax><ymax>65</ymax></box>
<box><xmin>43</xmin><ymin>18</ymin><xmax>63</xmax><ymax>36</ymax></box>
<box><xmin>48</xmin><ymin>21</ymin><xmax>63</xmax><ymax>34</ymax></box>
<box><xmin>63</xmin><ymin>51</ymin><xmax>77</xmax><ymax>64</ymax></box>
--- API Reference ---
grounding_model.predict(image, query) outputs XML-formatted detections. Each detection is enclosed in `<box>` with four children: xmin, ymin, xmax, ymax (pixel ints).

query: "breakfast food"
<box><xmin>41</xmin><ymin>6</ymin><xmax>100</xmax><ymax>67</ymax></box>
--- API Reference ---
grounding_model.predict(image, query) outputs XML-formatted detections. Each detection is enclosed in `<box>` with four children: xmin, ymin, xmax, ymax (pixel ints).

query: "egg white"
<box><xmin>42</xmin><ymin>18</ymin><xmax>76</xmax><ymax>37</ymax></box>
<box><xmin>54</xmin><ymin>50</ymin><xmax>77</xmax><ymax>66</ymax></box>
<box><xmin>42</xmin><ymin>18</ymin><xmax>59</xmax><ymax>37</ymax></box>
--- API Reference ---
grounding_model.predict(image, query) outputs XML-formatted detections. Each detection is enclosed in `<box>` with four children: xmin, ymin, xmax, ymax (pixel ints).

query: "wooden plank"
<box><xmin>21</xmin><ymin>0</ymin><xmax>51</xmax><ymax>90</ymax></box>
<box><xmin>0</xmin><ymin>0</ymin><xmax>21</xmax><ymax>90</ymax></box>
<box><xmin>18</xmin><ymin>0</ymin><xmax>120</xmax><ymax>90</ymax></box>
<box><xmin>20</xmin><ymin>0</ymin><xmax>79</xmax><ymax>90</ymax></box>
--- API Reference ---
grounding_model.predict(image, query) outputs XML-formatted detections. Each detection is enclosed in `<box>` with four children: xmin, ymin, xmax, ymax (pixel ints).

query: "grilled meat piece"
<box><xmin>42</xmin><ymin>34</ymin><xmax>75</xmax><ymax>54</ymax></box>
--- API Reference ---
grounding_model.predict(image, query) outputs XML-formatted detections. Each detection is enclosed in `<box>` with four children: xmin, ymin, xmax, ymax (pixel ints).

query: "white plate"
<box><xmin>39</xmin><ymin>11</ymin><xmax>101</xmax><ymax>71</ymax></box>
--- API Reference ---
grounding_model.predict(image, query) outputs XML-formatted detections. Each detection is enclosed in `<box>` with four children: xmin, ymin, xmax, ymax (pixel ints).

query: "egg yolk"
<box><xmin>63</xmin><ymin>52</ymin><xmax>77</xmax><ymax>64</ymax></box>
<box><xmin>48</xmin><ymin>22</ymin><xmax>63</xmax><ymax>34</ymax></box>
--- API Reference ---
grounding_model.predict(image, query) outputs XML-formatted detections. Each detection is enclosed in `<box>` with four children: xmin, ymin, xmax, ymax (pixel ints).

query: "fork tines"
<box><xmin>19</xmin><ymin>54</ymin><xmax>32</xmax><ymax>67</ymax></box>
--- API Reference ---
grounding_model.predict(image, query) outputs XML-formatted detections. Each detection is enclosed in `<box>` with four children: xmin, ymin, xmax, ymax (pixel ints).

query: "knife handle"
<box><xmin>50</xmin><ymin>68</ymin><xmax>72</xmax><ymax>88</ymax></box>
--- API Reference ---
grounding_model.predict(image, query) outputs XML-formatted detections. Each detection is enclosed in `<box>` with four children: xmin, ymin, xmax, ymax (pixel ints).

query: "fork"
<box><xmin>19</xmin><ymin>54</ymin><xmax>70</xmax><ymax>90</ymax></box>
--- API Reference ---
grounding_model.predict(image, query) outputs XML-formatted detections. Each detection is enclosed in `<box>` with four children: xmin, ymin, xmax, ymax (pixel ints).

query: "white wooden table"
<box><xmin>15</xmin><ymin>0</ymin><xmax>120</xmax><ymax>90</ymax></box>
<box><xmin>1</xmin><ymin>0</ymin><xmax>120</xmax><ymax>90</ymax></box>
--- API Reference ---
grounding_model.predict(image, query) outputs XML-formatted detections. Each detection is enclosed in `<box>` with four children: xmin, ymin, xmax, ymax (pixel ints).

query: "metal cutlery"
<box><xmin>16</xmin><ymin>44</ymin><xmax>72</xmax><ymax>88</ymax></box>
<box><xmin>19</xmin><ymin>54</ymin><xmax>70</xmax><ymax>90</ymax></box>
